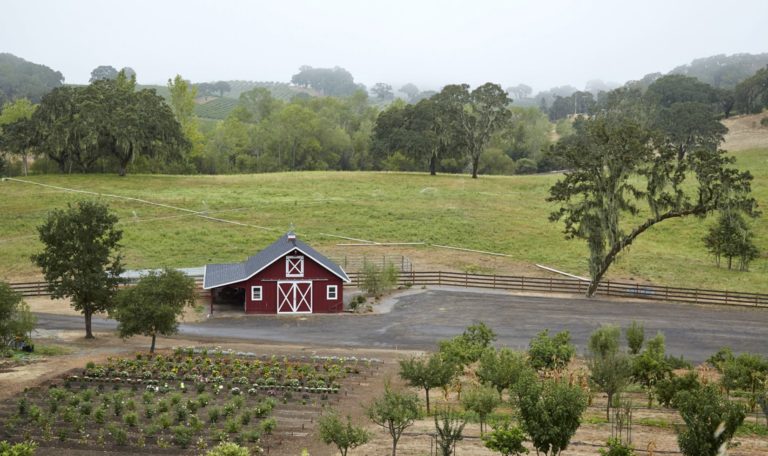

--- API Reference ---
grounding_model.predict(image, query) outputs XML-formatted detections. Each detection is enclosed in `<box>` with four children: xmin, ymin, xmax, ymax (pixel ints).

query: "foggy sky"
<box><xmin>3</xmin><ymin>0</ymin><xmax>767</xmax><ymax>92</ymax></box>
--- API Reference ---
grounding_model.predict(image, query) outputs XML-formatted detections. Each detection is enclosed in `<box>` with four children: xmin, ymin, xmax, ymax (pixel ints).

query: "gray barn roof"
<box><xmin>203</xmin><ymin>233</ymin><xmax>350</xmax><ymax>289</ymax></box>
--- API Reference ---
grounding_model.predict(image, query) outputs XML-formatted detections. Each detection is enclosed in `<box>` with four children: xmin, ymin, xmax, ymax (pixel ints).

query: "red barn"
<box><xmin>203</xmin><ymin>231</ymin><xmax>350</xmax><ymax>314</ymax></box>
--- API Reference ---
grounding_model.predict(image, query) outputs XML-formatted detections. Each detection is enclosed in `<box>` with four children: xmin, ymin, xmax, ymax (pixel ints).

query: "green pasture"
<box><xmin>2</xmin><ymin>148</ymin><xmax>767</xmax><ymax>293</ymax></box>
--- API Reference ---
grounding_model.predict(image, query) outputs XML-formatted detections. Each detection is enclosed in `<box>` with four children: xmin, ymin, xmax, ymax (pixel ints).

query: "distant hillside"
<box><xmin>222</xmin><ymin>80</ymin><xmax>319</xmax><ymax>100</ymax></box>
<box><xmin>669</xmin><ymin>53</ymin><xmax>768</xmax><ymax>89</ymax></box>
<box><xmin>194</xmin><ymin>97</ymin><xmax>239</xmax><ymax>120</ymax></box>
<box><xmin>723</xmin><ymin>112</ymin><xmax>768</xmax><ymax>151</ymax></box>
<box><xmin>0</xmin><ymin>53</ymin><xmax>64</xmax><ymax>104</ymax></box>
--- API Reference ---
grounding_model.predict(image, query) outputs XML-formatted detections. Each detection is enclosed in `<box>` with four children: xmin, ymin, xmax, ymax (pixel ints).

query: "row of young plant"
<box><xmin>69</xmin><ymin>350</ymin><xmax>375</xmax><ymax>393</ymax></box>
<box><xmin>0</xmin><ymin>350</ymin><xmax>371</xmax><ymax>452</ymax></box>
<box><xmin>322</xmin><ymin>322</ymin><xmax>765</xmax><ymax>456</ymax></box>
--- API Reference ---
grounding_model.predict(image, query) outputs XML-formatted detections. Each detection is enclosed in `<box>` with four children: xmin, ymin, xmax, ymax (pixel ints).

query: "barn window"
<box><xmin>286</xmin><ymin>256</ymin><xmax>304</xmax><ymax>277</ymax></box>
<box><xmin>251</xmin><ymin>286</ymin><xmax>262</xmax><ymax>301</ymax></box>
<box><xmin>327</xmin><ymin>285</ymin><xmax>338</xmax><ymax>300</ymax></box>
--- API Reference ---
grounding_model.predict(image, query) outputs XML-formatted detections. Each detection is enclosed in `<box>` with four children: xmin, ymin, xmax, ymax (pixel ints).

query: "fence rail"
<box><xmin>329</xmin><ymin>255</ymin><xmax>413</xmax><ymax>273</ymax></box>
<box><xmin>10</xmin><ymin>271</ymin><xmax>768</xmax><ymax>308</ymax></box>
<box><xmin>346</xmin><ymin>271</ymin><xmax>768</xmax><ymax>308</ymax></box>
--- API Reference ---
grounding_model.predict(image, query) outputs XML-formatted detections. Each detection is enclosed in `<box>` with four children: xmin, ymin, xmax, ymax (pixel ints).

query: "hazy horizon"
<box><xmin>3</xmin><ymin>0</ymin><xmax>768</xmax><ymax>93</ymax></box>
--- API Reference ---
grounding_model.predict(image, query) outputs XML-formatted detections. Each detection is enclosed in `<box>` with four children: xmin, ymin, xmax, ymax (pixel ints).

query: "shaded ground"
<box><xmin>35</xmin><ymin>287</ymin><xmax>768</xmax><ymax>362</ymax></box>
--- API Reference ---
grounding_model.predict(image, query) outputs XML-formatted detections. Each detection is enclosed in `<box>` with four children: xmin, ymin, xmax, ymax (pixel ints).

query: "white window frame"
<box><xmin>251</xmin><ymin>286</ymin><xmax>263</xmax><ymax>302</ymax></box>
<box><xmin>285</xmin><ymin>255</ymin><xmax>305</xmax><ymax>278</ymax></box>
<box><xmin>327</xmin><ymin>284</ymin><xmax>338</xmax><ymax>300</ymax></box>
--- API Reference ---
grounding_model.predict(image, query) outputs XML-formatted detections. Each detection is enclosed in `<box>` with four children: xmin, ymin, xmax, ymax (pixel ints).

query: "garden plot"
<box><xmin>0</xmin><ymin>347</ymin><xmax>381</xmax><ymax>454</ymax></box>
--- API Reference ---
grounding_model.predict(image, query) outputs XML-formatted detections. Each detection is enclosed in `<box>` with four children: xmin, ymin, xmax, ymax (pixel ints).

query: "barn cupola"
<box><xmin>287</xmin><ymin>229</ymin><xmax>297</xmax><ymax>243</ymax></box>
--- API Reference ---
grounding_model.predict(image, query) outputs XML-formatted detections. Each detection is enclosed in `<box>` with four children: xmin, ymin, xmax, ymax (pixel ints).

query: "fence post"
<box><xmin>465</xmin><ymin>271</ymin><xmax>468</xmax><ymax>287</ymax></box>
<box><xmin>694</xmin><ymin>289</ymin><xmax>698</xmax><ymax>304</ymax></box>
<box><xmin>724</xmin><ymin>290</ymin><xmax>728</xmax><ymax>306</ymax></box>
<box><xmin>493</xmin><ymin>274</ymin><xmax>496</xmax><ymax>289</ymax></box>
<box><xmin>438</xmin><ymin>271</ymin><xmax>442</xmax><ymax>286</ymax></box>
<box><xmin>607</xmin><ymin>281</ymin><xmax>610</xmax><ymax>297</ymax></box>
<box><xmin>549</xmin><ymin>277</ymin><xmax>552</xmax><ymax>292</ymax></box>
<box><xmin>665</xmin><ymin>286</ymin><xmax>669</xmax><ymax>301</ymax></box>
<box><xmin>521</xmin><ymin>276</ymin><xmax>525</xmax><ymax>292</ymax></box>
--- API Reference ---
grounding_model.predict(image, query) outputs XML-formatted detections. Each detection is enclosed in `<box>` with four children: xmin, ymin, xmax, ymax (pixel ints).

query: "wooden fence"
<box><xmin>346</xmin><ymin>271</ymin><xmax>768</xmax><ymax>308</ymax></box>
<box><xmin>10</xmin><ymin>271</ymin><xmax>768</xmax><ymax>308</ymax></box>
<box><xmin>328</xmin><ymin>254</ymin><xmax>413</xmax><ymax>273</ymax></box>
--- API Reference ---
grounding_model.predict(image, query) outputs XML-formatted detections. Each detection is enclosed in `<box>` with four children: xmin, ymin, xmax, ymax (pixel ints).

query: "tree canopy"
<box><xmin>32</xmin><ymin>200</ymin><xmax>124</xmax><ymax>339</ymax></box>
<box><xmin>112</xmin><ymin>268</ymin><xmax>197</xmax><ymax>352</ymax></box>
<box><xmin>548</xmin><ymin>114</ymin><xmax>756</xmax><ymax>296</ymax></box>
<box><xmin>291</xmin><ymin>66</ymin><xmax>361</xmax><ymax>97</ymax></box>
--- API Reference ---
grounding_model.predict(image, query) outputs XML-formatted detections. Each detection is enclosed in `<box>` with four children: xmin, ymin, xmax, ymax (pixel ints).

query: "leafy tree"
<box><xmin>0</xmin><ymin>98</ymin><xmax>36</xmax><ymax>175</ymax></box>
<box><xmin>672</xmin><ymin>384</ymin><xmax>746</xmax><ymax>456</ymax></box>
<box><xmin>483</xmin><ymin>421</ymin><xmax>528</xmax><ymax>456</ymax></box>
<box><xmin>589</xmin><ymin>352</ymin><xmax>632</xmax><ymax>420</ymax></box>
<box><xmin>438</xmin><ymin>322</ymin><xmax>496</xmax><ymax>368</ymax></box>
<box><xmin>112</xmin><ymin>268</ymin><xmax>197</xmax><ymax>352</ymax></box>
<box><xmin>669</xmin><ymin>53</ymin><xmax>768</xmax><ymax>89</ymax></box>
<box><xmin>291</xmin><ymin>66</ymin><xmax>360</xmax><ymax>97</ymax></box>
<box><xmin>516</xmin><ymin>373</ymin><xmax>587</xmax><ymax>456</ymax></box>
<box><xmin>527</xmin><ymin>329</ymin><xmax>575</xmax><ymax>371</ymax></box>
<box><xmin>399</xmin><ymin>352</ymin><xmax>458</xmax><ymax>413</ymax></box>
<box><xmin>89</xmin><ymin>65</ymin><xmax>119</xmax><ymax>82</ymax></box>
<box><xmin>239</xmin><ymin>87</ymin><xmax>282</xmax><ymax>122</ymax></box>
<box><xmin>0</xmin><ymin>282</ymin><xmax>36</xmax><ymax>350</ymax></box>
<box><xmin>506</xmin><ymin>84</ymin><xmax>533</xmax><ymax>101</ymax></box>
<box><xmin>214</xmin><ymin>81</ymin><xmax>231</xmax><ymax>97</ymax></box>
<box><xmin>625</xmin><ymin>321</ymin><xmax>644</xmax><ymax>355</ymax></box>
<box><xmin>734</xmin><ymin>66</ymin><xmax>768</xmax><ymax>114</ymax></box>
<box><xmin>588</xmin><ymin>325</ymin><xmax>621</xmax><ymax>358</ymax></box>
<box><xmin>476</xmin><ymin>348</ymin><xmax>528</xmax><ymax>396</ymax></box>
<box><xmin>703</xmin><ymin>211</ymin><xmax>760</xmax><ymax>270</ymax></box>
<box><xmin>318</xmin><ymin>411</ymin><xmax>370</xmax><ymax>456</ymax></box>
<box><xmin>548</xmin><ymin>114</ymin><xmax>756</xmax><ymax>296</ymax></box>
<box><xmin>721</xmin><ymin>353</ymin><xmax>768</xmax><ymax>409</ymax></box>
<box><xmin>32</xmin><ymin>201</ymin><xmax>124</xmax><ymax>339</ymax></box>
<box><xmin>631</xmin><ymin>333</ymin><xmax>671</xmax><ymax>407</ymax></box>
<box><xmin>434</xmin><ymin>83</ymin><xmax>512</xmax><ymax>178</ymax></box>
<box><xmin>433</xmin><ymin>411</ymin><xmax>466</xmax><ymax>456</ymax></box>
<box><xmin>168</xmin><ymin>74</ymin><xmax>205</xmax><ymax>164</ymax></box>
<box><xmin>399</xmin><ymin>83</ymin><xmax>420</xmax><ymax>102</ymax></box>
<box><xmin>360</xmin><ymin>261</ymin><xmax>398</xmax><ymax>297</ymax></box>
<box><xmin>366</xmin><ymin>386</ymin><xmax>420</xmax><ymax>456</ymax></box>
<box><xmin>120</xmin><ymin>67</ymin><xmax>136</xmax><ymax>81</ymax></box>
<box><xmin>371</xmin><ymin>83</ymin><xmax>394</xmax><ymax>101</ymax></box>
<box><xmin>0</xmin><ymin>53</ymin><xmax>64</xmax><ymax>103</ymax></box>
<box><xmin>461</xmin><ymin>384</ymin><xmax>500</xmax><ymax>435</ymax></box>
<box><xmin>654</xmin><ymin>370</ymin><xmax>701</xmax><ymax>408</ymax></box>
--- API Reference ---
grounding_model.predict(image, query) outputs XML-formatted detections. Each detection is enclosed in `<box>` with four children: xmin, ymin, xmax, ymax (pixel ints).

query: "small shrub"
<box><xmin>0</xmin><ymin>441</ymin><xmax>37</xmax><ymax>456</ymax></box>
<box><xmin>157</xmin><ymin>399</ymin><xmax>169</xmax><ymax>413</ymax></box>
<box><xmin>598</xmin><ymin>438</ymin><xmax>637</xmax><ymax>456</ymax></box>
<box><xmin>17</xmin><ymin>397</ymin><xmax>28</xmax><ymax>416</ymax></box>
<box><xmin>761</xmin><ymin>117</ymin><xmax>768</xmax><ymax>127</ymax></box>
<box><xmin>197</xmin><ymin>393</ymin><xmax>211</xmax><ymax>408</ymax></box>
<box><xmin>144</xmin><ymin>405</ymin><xmax>155</xmax><ymax>419</ymax></box>
<box><xmin>243</xmin><ymin>429</ymin><xmax>260</xmax><ymax>443</ymax></box>
<box><xmin>239</xmin><ymin>409</ymin><xmax>252</xmax><ymax>426</ymax></box>
<box><xmin>124</xmin><ymin>411</ymin><xmax>139</xmax><ymax>427</ymax></box>
<box><xmin>108</xmin><ymin>424</ymin><xmax>128</xmax><ymax>446</ymax></box>
<box><xmin>94</xmin><ymin>407</ymin><xmax>106</xmax><ymax>424</ymax></box>
<box><xmin>175</xmin><ymin>405</ymin><xmax>189</xmax><ymax>423</ymax></box>
<box><xmin>186</xmin><ymin>398</ymin><xmax>199</xmax><ymax>413</ymax></box>
<box><xmin>170</xmin><ymin>393</ymin><xmax>182</xmax><ymax>406</ymax></box>
<box><xmin>260</xmin><ymin>417</ymin><xmax>277</xmax><ymax>435</ymax></box>
<box><xmin>158</xmin><ymin>412</ymin><xmax>172</xmax><ymax>429</ymax></box>
<box><xmin>208</xmin><ymin>406</ymin><xmax>222</xmax><ymax>423</ymax></box>
<box><xmin>225</xmin><ymin>418</ymin><xmax>241</xmax><ymax>434</ymax></box>
<box><xmin>206</xmin><ymin>442</ymin><xmax>250</xmax><ymax>456</ymax></box>
<box><xmin>172</xmin><ymin>425</ymin><xmax>194</xmax><ymax>449</ymax></box>
<box><xmin>223</xmin><ymin>402</ymin><xmax>236</xmax><ymax>417</ymax></box>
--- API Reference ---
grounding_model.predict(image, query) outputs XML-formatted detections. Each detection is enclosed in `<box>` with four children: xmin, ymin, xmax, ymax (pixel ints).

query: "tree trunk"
<box><xmin>425</xmin><ymin>387</ymin><xmax>431</xmax><ymax>414</ymax></box>
<box><xmin>429</xmin><ymin>154</ymin><xmax>437</xmax><ymax>176</ymax></box>
<box><xmin>606</xmin><ymin>392</ymin><xmax>612</xmax><ymax>421</ymax></box>
<box><xmin>727</xmin><ymin>256</ymin><xmax>733</xmax><ymax>270</ymax></box>
<box><xmin>471</xmin><ymin>155</ymin><xmax>479</xmax><ymax>179</ymax></box>
<box><xmin>392</xmin><ymin>437</ymin><xmax>398</xmax><ymax>456</ymax></box>
<box><xmin>22</xmin><ymin>153</ymin><xmax>28</xmax><ymax>176</ymax></box>
<box><xmin>586</xmin><ymin>207</ymin><xmax>705</xmax><ymax>297</ymax></box>
<box><xmin>118</xmin><ymin>163</ymin><xmax>127</xmax><ymax>177</ymax></box>
<box><xmin>84</xmin><ymin>310</ymin><xmax>94</xmax><ymax>339</ymax></box>
<box><xmin>150</xmin><ymin>333</ymin><xmax>157</xmax><ymax>353</ymax></box>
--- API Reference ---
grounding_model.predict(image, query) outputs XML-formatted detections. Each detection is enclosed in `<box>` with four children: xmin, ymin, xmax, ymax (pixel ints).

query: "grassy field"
<box><xmin>2</xmin><ymin>148</ymin><xmax>768</xmax><ymax>292</ymax></box>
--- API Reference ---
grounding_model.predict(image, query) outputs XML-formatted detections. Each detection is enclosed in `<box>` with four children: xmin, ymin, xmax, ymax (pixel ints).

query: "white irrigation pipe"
<box><xmin>336</xmin><ymin>242</ymin><xmax>426</xmax><ymax>247</ymax></box>
<box><xmin>535</xmin><ymin>264</ymin><xmax>590</xmax><ymax>281</ymax></box>
<box><xmin>431</xmin><ymin>244</ymin><xmax>516</xmax><ymax>258</ymax></box>
<box><xmin>5</xmin><ymin>178</ymin><xmax>276</xmax><ymax>232</ymax></box>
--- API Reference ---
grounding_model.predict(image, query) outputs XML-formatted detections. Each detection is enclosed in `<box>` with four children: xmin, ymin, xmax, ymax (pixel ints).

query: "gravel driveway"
<box><xmin>35</xmin><ymin>287</ymin><xmax>768</xmax><ymax>362</ymax></box>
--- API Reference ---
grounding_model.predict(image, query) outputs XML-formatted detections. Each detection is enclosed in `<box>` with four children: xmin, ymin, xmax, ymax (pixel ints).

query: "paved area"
<box><xmin>35</xmin><ymin>287</ymin><xmax>768</xmax><ymax>362</ymax></box>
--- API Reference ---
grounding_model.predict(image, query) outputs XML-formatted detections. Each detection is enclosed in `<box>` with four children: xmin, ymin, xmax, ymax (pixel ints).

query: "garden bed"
<box><xmin>0</xmin><ymin>346</ymin><xmax>381</xmax><ymax>454</ymax></box>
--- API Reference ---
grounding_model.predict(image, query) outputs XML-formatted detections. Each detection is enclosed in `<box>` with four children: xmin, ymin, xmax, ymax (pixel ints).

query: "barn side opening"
<box><xmin>211</xmin><ymin>286</ymin><xmax>246</xmax><ymax>313</ymax></box>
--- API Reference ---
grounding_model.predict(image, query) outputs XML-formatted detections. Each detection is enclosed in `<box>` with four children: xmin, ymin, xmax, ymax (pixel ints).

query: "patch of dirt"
<box><xmin>25</xmin><ymin>295</ymin><xmax>209</xmax><ymax>323</ymax></box>
<box><xmin>723</xmin><ymin>113</ymin><xmax>768</xmax><ymax>151</ymax></box>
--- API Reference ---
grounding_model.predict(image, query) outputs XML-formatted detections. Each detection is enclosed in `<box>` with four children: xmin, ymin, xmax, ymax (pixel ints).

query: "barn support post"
<box><xmin>209</xmin><ymin>290</ymin><xmax>214</xmax><ymax>316</ymax></box>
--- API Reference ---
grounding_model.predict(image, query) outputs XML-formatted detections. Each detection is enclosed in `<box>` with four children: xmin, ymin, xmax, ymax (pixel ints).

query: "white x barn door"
<box><xmin>277</xmin><ymin>281</ymin><xmax>313</xmax><ymax>314</ymax></box>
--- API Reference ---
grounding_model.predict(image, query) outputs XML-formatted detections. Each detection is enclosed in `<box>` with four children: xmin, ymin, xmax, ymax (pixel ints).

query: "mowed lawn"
<box><xmin>2</xmin><ymin>147</ymin><xmax>768</xmax><ymax>293</ymax></box>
